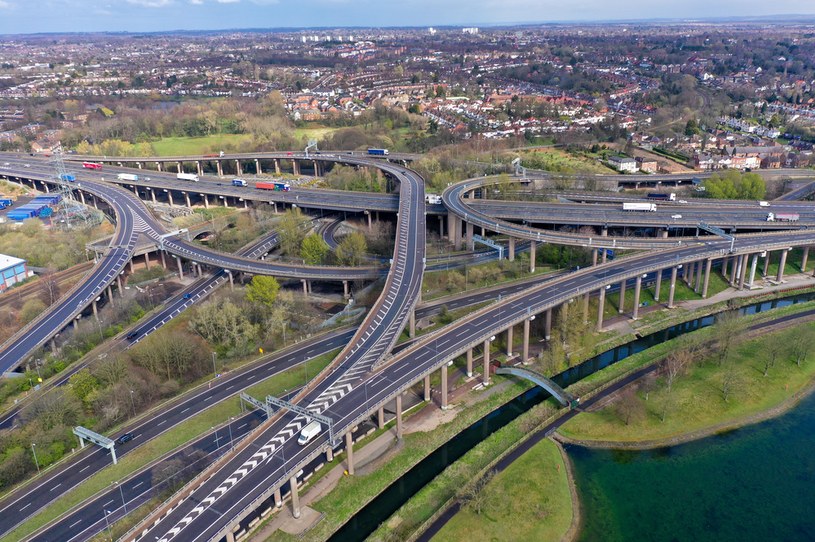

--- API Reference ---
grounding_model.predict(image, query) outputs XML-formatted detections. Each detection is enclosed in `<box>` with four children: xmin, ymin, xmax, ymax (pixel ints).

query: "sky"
<box><xmin>1</xmin><ymin>0</ymin><xmax>815</xmax><ymax>34</ymax></box>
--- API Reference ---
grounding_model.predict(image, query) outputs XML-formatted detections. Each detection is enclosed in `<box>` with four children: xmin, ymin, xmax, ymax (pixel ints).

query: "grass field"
<box><xmin>519</xmin><ymin>148</ymin><xmax>615</xmax><ymax>175</ymax></box>
<box><xmin>431</xmin><ymin>439</ymin><xmax>572</xmax><ymax>542</ymax></box>
<box><xmin>559</xmin><ymin>321</ymin><xmax>815</xmax><ymax>444</ymax></box>
<box><xmin>151</xmin><ymin>134</ymin><xmax>256</xmax><ymax>156</ymax></box>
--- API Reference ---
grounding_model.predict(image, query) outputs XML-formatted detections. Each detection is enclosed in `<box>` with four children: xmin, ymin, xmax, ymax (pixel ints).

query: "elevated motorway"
<box><xmin>132</xmin><ymin>157</ymin><xmax>426</xmax><ymax>542</ymax></box>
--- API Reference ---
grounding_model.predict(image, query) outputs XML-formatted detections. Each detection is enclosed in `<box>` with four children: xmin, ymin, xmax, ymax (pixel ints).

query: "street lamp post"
<box><xmin>129</xmin><ymin>389</ymin><xmax>135</xmax><ymax>417</ymax></box>
<box><xmin>114</xmin><ymin>481</ymin><xmax>127</xmax><ymax>513</ymax></box>
<box><xmin>103</xmin><ymin>509</ymin><xmax>112</xmax><ymax>541</ymax></box>
<box><xmin>212</xmin><ymin>352</ymin><xmax>217</xmax><ymax>377</ymax></box>
<box><xmin>228</xmin><ymin>417</ymin><xmax>234</xmax><ymax>449</ymax></box>
<box><xmin>31</xmin><ymin>443</ymin><xmax>40</xmax><ymax>474</ymax></box>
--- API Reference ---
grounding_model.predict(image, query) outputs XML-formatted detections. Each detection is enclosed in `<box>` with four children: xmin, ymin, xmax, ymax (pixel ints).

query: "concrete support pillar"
<box><xmin>739</xmin><ymin>254</ymin><xmax>750</xmax><ymax>290</ymax></box>
<box><xmin>423</xmin><ymin>375</ymin><xmax>431</xmax><ymax>402</ymax></box>
<box><xmin>345</xmin><ymin>432</ymin><xmax>354</xmax><ymax>475</ymax></box>
<box><xmin>687</xmin><ymin>261</ymin><xmax>695</xmax><ymax>286</ymax></box>
<box><xmin>326</xmin><ymin>447</ymin><xmax>333</xmax><ymax>462</ymax></box>
<box><xmin>668</xmin><ymin>266</ymin><xmax>678</xmax><ymax>309</ymax></box>
<box><xmin>312</xmin><ymin>160</ymin><xmax>319</xmax><ymax>176</ymax></box>
<box><xmin>702</xmin><ymin>258</ymin><xmax>713</xmax><ymax>298</ymax></box>
<box><xmin>522</xmin><ymin>318</ymin><xmax>530</xmax><ymax>363</ymax></box>
<box><xmin>235</xmin><ymin>160</ymin><xmax>242</xmax><ymax>176</ymax></box>
<box><xmin>763</xmin><ymin>252</ymin><xmax>770</xmax><ymax>276</ymax></box>
<box><xmin>274</xmin><ymin>488</ymin><xmax>282</xmax><ymax>508</ymax></box>
<box><xmin>184</xmin><ymin>193</ymin><xmax>191</xmax><ymax>208</ymax></box>
<box><xmin>255</xmin><ymin>159</ymin><xmax>261</xmax><ymax>175</ymax></box>
<box><xmin>144</xmin><ymin>251</ymin><xmax>150</xmax><ymax>270</ymax></box>
<box><xmin>92</xmin><ymin>299</ymin><xmax>98</xmax><ymax>320</ymax></box>
<box><xmin>530</xmin><ymin>241</ymin><xmax>536</xmax><ymax>273</ymax></box>
<box><xmin>129</xmin><ymin>259</ymin><xmax>135</xmax><ymax>273</ymax></box>
<box><xmin>156</xmin><ymin>162</ymin><xmax>162</xmax><ymax>172</ymax></box>
<box><xmin>92</xmin><ymin>195</ymin><xmax>98</xmax><ymax>209</ymax></box>
<box><xmin>592</xmin><ymin>248</ymin><xmax>598</xmax><ymax>266</ymax></box>
<box><xmin>466</xmin><ymin>348</ymin><xmax>473</xmax><ymax>377</ymax></box>
<box><xmin>802</xmin><ymin>246</ymin><xmax>810</xmax><ymax>273</ymax></box>
<box><xmin>203</xmin><ymin>194</ymin><xmax>209</xmax><ymax>209</ymax></box>
<box><xmin>176</xmin><ymin>256</ymin><xmax>184</xmax><ymax>279</ymax></box>
<box><xmin>722</xmin><ymin>256</ymin><xmax>730</xmax><ymax>280</ymax></box>
<box><xmin>216</xmin><ymin>161</ymin><xmax>223</xmax><ymax>177</ymax></box>
<box><xmin>343</xmin><ymin>280</ymin><xmax>349</xmax><ymax>298</ymax></box>
<box><xmin>440</xmin><ymin>364</ymin><xmax>448</xmax><ymax>409</ymax></box>
<box><xmin>160</xmin><ymin>250</ymin><xmax>167</xmax><ymax>270</ymax></box>
<box><xmin>227</xmin><ymin>271</ymin><xmax>234</xmax><ymax>290</ymax></box>
<box><xmin>409</xmin><ymin>310</ymin><xmax>416</xmax><ymax>338</ymax></box>
<box><xmin>197</xmin><ymin>161</ymin><xmax>202</xmax><ymax>176</ymax></box>
<box><xmin>482</xmin><ymin>339</ymin><xmax>491</xmax><ymax>385</ymax></box>
<box><xmin>290</xmin><ymin>476</ymin><xmax>300</xmax><ymax>519</ymax></box>
<box><xmin>453</xmin><ymin>217</ymin><xmax>462</xmax><ymax>249</ymax></box>
<box><xmin>618</xmin><ymin>279</ymin><xmax>626</xmax><ymax>314</ymax></box>
<box><xmin>116</xmin><ymin>275</ymin><xmax>124</xmax><ymax>297</ymax></box>
<box><xmin>597</xmin><ymin>287</ymin><xmax>606</xmax><ymax>332</ymax></box>
<box><xmin>396</xmin><ymin>394</ymin><xmax>403</xmax><ymax>439</ymax></box>
<box><xmin>544</xmin><ymin>308</ymin><xmax>552</xmax><ymax>341</ymax></box>
<box><xmin>79</xmin><ymin>191</ymin><xmax>86</xmax><ymax>205</ymax></box>
<box><xmin>749</xmin><ymin>253</ymin><xmax>759</xmax><ymax>288</ymax></box>
<box><xmin>695</xmin><ymin>259</ymin><xmax>703</xmax><ymax>293</ymax></box>
<box><xmin>366</xmin><ymin>212</ymin><xmax>372</xmax><ymax>230</ymax></box>
<box><xmin>302</xmin><ymin>280</ymin><xmax>309</xmax><ymax>295</ymax></box>
<box><xmin>508</xmin><ymin>237</ymin><xmax>516</xmax><ymax>262</ymax></box>
<box><xmin>730</xmin><ymin>255</ymin><xmax>741</xmax><ymax>286</ymax></box>
<box><xmin>654</xmin><ymin>269</ymin><xmax>663</xmax><ymax>302</ymax></box>
<box><xmin>632</xmin><ymin>275</ymin><xmax>643</xmax><ymax>320</ymax></box>
<box><xmin>274</xmin><ymin>159</ymin><xmax>280</xmax><ymax>175</ymax></box>
<box><xmin>601</xmin><ymin>249</ymin><xmax>608</xmax><ymax>265</ymax></box>
<box><xmin>222</xmin><ymin>196</ymin><xmax>228</xmax><ymax>207</ymax></box>
<box><xmin>176</xmin><ymin>162</ymin><xmax>182</xmax><ymax>174</ymax></box>
<box><xmin>661</xmin><ymin>229</ymin><xmax>669</xmax><ymax>238</ymax></box>
<box><xmin>465</xmin><ymin>221</ymin><xmax>474</xmax><ymax>250</ymax></box>
<box><xmin>107</xmin><ymin>286</ymin><xmax>114</xmax><ymax>307</ymax></box>
<box><xmin>777</xmin><ymin>249</ymin><xmax>789</xmax><ymax>282</ymax></box>
<box><xmin>292</xmin><ymin>160</ymin><xmax>299</xmax><ymax>176</ymax></box>
<box><xmin>506</xmin><ymin>325</ymin><xmax>513</xmax><ymax>357</ymax></box>
<box><xmin>377</xmin><ymin>407</ymin><xmax>385</xmax><ymax>429</ymax></box>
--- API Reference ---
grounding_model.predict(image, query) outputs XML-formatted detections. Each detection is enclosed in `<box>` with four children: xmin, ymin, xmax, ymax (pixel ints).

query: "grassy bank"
<box><xmin>430</xmin><ymin>439</ymin><xmax>572</xmax><ymax>542</ymax></box>
<box><xmin>265</xmin><ymin>379</ymin><xmax>541</xmax><ymax>542</ymax></box>
<box><xmin>559</xmin><ymin>320</ymin><xmax>815</xmax><ymax>446</ymax></box>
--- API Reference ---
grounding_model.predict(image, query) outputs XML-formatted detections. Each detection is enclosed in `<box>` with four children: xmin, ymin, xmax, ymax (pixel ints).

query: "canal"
<box><xmin>330</xmin><ymin>293</ymin><xmax>815</xmax><ymax>542</ymax></box>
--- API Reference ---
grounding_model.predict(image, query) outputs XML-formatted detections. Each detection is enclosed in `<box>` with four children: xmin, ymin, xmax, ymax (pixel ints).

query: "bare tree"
<box><xmin>791</xmin><ymin>333</ymin><xmax>813</xmax><ymax>367</ymax></box>
<box><xmin>38</xmin><ymin>267</ymin><xmax>61</xmax><ymax>306</ymax></box>
<box><xmin>613</xmin><ymin>386</ymin><xmax>644</xmax><ymax>426</ymax></box>
<box><xmin>663</xmin><ymin>349</ymin><xmax>692</xmax><ymax>394</ymax></box>
<box><xmin>714</xmin><ymin>311</ymin><xmax>745</xmax><ymax>366</ymax></box>
<box><xmin>459</xmin><ymin>470</ymin><xmax>496</xmax><ymax>516</ymax></box>
<box><xmin>763</xmin><ymin>341</ymin><xmax>784</xmax><ymax>377</ymax></box>
<box><xmin>721</xmin><ymin>358</ymin><xmax>739</xmax><ymax>403</ymax></box>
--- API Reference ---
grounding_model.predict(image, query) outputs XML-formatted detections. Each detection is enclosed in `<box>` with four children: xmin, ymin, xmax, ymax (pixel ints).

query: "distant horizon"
<box><xmin>4</xmin><ymin>14</ymin><xmax>815</xmax><ymax>38</ymax></box>
<box><xmin>2</xmin><ymin>0</ymin><xmax>815</xmax><ymax>36</ymax></box>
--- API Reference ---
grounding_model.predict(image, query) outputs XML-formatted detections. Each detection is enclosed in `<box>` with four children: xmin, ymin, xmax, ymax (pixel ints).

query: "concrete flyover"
<box><xmin>127</xmin><ymin>157</ymin><xmax>426</xmax><ymax>542</ymax></box>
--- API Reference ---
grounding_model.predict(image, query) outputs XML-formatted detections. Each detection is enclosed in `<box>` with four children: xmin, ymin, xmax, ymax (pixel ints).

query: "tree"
<box><xmin>763</xmin><ymin>340</ymin><xmax>784</xmax><ymax>377</ymax></box>
<box><xmin>663</xmin><ymin>349</ymin><xmax>692</xmax><ymax>394</ymax></box>
<box><xmin>19</xmin><ymin>298</ymin><xmax>46</xmax><ymax>325</ymax></box>
<box><xmin>791</xmin><ymin>332</ymin><xmax>813</xmax><ymax>367</ymax></box>
<box><xmin>189</xmin><ymin>299</ymin><xmax>256</xmax><ymax>353</ymax></box>
<box><xmin>301</xmin><ymin>234</ymin><xmax>330</xmax><ymax>265</ymax></box>
<box><xmin>245</xmin><ymin>276</ymin><xmax>280</xmax><ymax>307</ymax></box>
<box><xmin>713</xmin><ymin>311</ymin><xmax>745</xmax><ymax>366</ymax></box>
<box><xmin>69</xmin><ymin>368</ymin><xmax>98</xmax><ymax>405</ymax></box>
<box><xmin>721</xmin><ymin>357</ymin><xmax>739</xmax><ymax>403</ymax></box>
<box><xmin>459</xmin><ymin>470</ymin><xmax>495</xmax><ymax>516</ymax></box>
<box><xmin>684</xmin><ymin>118</ymin><xmax>701</xmax><ymax>136</ymax></box>
<box><xmin>336</xmin><ymin>232</ymin><xmax>368</xmax><ymax>266</ymax></box>
<box><xmin>39</xmin><ymin>267</ymin><xmax>61</xmax><ymax>306</ymax></box>
<box><xmin>277</xmin><ymin>209</ymin><xmax>307</xmax><ymax>257</ymax></box>
<box><xmin>613</xmin><ymin>386</ymin><xmax>644</xmax><ymax>426</ymax></box>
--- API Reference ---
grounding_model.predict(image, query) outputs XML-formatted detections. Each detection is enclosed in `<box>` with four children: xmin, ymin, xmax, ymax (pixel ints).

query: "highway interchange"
<box><xmin>0</xmin><ymin>150</ymin><xmax>814</xmax><ymax>542</ymax></box>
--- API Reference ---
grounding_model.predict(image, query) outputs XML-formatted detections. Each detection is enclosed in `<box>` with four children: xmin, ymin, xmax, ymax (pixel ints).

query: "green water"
<box><xmin>567</xmin><ymin>392</ymin><xmax>815</xmax><ymax>542</ymax></box>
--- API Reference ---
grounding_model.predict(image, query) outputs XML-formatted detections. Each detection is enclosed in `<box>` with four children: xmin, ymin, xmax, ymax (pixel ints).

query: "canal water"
<box><xmin>330</xmin><ymin>292</ymin><xmax>815</xmax><ymax>542</ymax></box>
<box><xmin>568</xmin><ymin>391</ymin><xmax>815</xmax><ymax>542</ymax></box>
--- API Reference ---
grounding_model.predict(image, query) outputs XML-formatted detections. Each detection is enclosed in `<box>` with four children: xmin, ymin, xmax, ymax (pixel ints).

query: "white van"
<box><xmin>298</xmin><ymin>420</ymin><xmax>322</xmax><ymax>445</ymax></box>
<box><xmin>758</xmin><ymin>201</ymin><xmax>770</xmax><ymax>207</ymax></box>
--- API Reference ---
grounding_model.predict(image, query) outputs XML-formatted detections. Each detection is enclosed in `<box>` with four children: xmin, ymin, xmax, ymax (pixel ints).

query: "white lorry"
<box><xmin>177</xmin><ymin>173</ymin><xmax>199</xmax><ymax>182</ymax></box>
<box><xmin>622</xmin><ymin>202</ymin><xmax>657</xmax><ymax>212</ymax></box>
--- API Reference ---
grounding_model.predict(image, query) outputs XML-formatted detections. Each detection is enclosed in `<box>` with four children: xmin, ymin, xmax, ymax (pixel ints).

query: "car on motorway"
<box><xmin>182</xmin><ymin>293</ymin><xmax>193</xmax><ymax>299</ymax></box>
<box><xmin>677</xmin><ymin>199</ymin><xmax>688</xmax><ymax>204</ymax></box>
<box><xmin>23</xmin><ymin>164</ymin><xmax>30</xmax><ymax>168</ymax></box>
<box><xmin>1</xmin><ymin>162</ymin><xmax>9</xmax><ymax>167</ymax></box>
<box><xmin>671</xmin><ymin>214</ymin><xmax>683</xmax><ymax>219</ymax></box>
<box><xmin>145</xmin><ymin>177</ymin><xmax>151</xmax><ymax>181</ymax></box>
<box><xmin>116</xmin><ymin>432</ymin><xmax>134</xmax><ymax>445</ymax></box>
<box><xmin>125</xmin><ymin>331</ymin><xmax>139</xmax><ymax>341</ymax></box>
